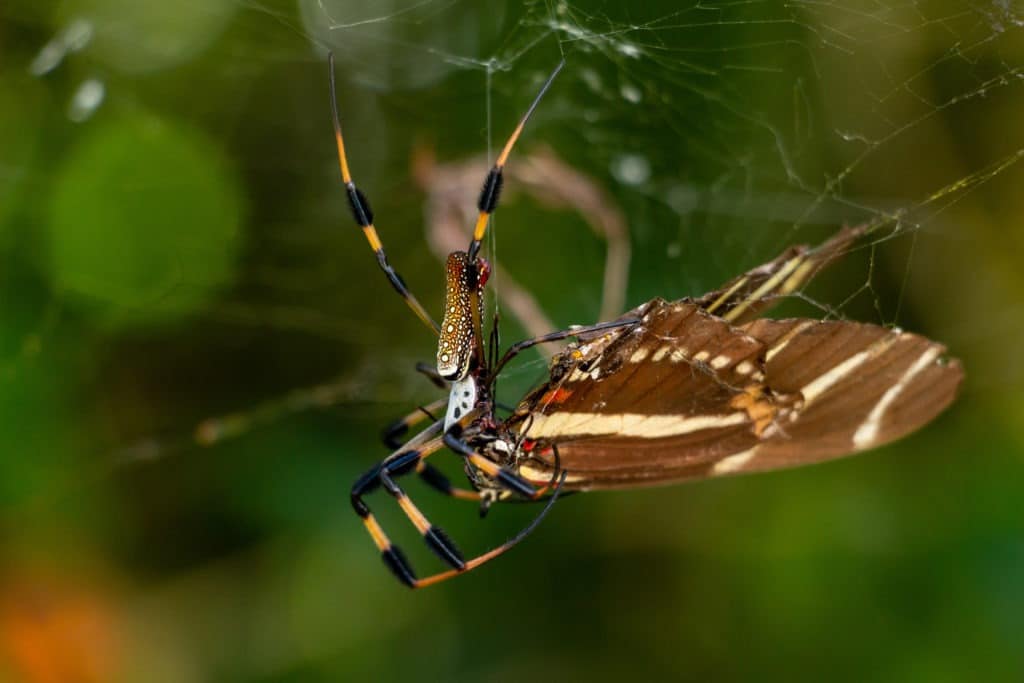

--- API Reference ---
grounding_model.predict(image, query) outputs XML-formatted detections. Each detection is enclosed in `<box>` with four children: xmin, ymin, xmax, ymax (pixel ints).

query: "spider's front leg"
<box><xmin>327</xmin><ymin>53</ymin><xmax>440</xmax><ymax>335</ymax></box>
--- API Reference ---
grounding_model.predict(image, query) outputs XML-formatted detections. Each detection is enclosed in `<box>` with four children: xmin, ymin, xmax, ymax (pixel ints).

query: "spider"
<box><xmin>333</xmin><ymin>55</ymin><xmax>624</xmax><ymax>588</ymax></box>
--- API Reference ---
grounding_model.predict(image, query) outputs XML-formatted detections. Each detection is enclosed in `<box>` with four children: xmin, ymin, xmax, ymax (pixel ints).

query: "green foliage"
<box><xmin>47</xmin><ymin>114</ymin><xmax>243</xmax><ymax>327</ymax></box>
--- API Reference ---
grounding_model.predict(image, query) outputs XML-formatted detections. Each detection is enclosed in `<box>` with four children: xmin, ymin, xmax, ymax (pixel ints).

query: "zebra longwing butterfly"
<box><xmin>508</xmin><ymin>226</ymin><xmax>962</xmax><ymax>490</ymax></box>
<box><xmin>330</xmin><ymin>55</ymin><xmax>962</xmax><ymax>588</ymax></box>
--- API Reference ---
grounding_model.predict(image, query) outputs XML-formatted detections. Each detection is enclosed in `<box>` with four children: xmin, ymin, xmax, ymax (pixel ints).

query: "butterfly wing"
<box><xmin>512</xmin><ymin>226</ymin><xmax>961</xmax><ymax>490</ymax></box>
<box><xmin>694</xmin><ymin>225</ymin><xmax>865</xmax><ymax>324</ymax></box>
<box><xmin>515</xmin><ymin>303</ymin><xmax>961</xmax><ymax>490</ymax></box>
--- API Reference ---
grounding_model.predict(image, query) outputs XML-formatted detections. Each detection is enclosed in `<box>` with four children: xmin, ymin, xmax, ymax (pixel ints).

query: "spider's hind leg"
<box><xmin>381</xmin><ymin>397</ymin><xmax>447</xmax><ymax>450</ymax></box>
<box><xmin>351</xmin><ymin>427</ymin><xmax>569</xmax><ymax>588</ymax></box>
<box><xmin>351</xmin><ymin>436</ymin><xmax>467</xmax><ymax>587</ymax></box>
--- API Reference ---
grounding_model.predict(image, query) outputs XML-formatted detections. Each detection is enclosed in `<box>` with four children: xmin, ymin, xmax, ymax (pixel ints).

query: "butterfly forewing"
<box><xmin>695</xmin><ymin>225</ymin><xmax>865</xmax><ymax>324</ymax></box>
<box><xmin>513</xmin><ymin>300</ymin><xmax>764</xmax><ymax>486</ymax></box>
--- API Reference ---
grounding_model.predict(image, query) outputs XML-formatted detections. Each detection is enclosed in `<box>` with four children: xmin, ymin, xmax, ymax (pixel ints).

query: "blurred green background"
<box><xmin>1</xmin><ymin>1</ymin><xmax>1023</xmax><ymax>681</ymax></box>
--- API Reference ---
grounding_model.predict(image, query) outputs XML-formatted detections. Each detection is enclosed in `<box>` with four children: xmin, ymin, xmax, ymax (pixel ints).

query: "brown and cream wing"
<box><xmin>518</xmin><ymin>313</ymin><xmax>962</xmax><ymax>490</ymax></box>
<box><xmin>695</xmin><ymin>225</ymin><xmax>866</xmax><ymax>324</ymax></box>
<box><xmin>738</xmin><ymin>318</ymin><xmax>963</xmax><ymax>469</ymax></box>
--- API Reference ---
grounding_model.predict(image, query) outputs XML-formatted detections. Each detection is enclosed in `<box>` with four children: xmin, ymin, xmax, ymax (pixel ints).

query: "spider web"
<box><xmin>156</xmin><ymin>0</ymin><xmax>1024</xmax><ymax>433</ymax></box>
<box><xmin>4</xmin><ymin>1</ymin><xmax>1020</xmax><ymax>438</ymax></box>
<box><xmin>1</xmin><ymin>0</ymin><xmax>1023</xmax><ymax>678</ymax></box>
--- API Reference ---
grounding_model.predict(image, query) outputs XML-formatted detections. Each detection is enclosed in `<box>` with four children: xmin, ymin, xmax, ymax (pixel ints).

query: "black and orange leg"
<box><xmin>414</xmin><ymin>362</ymin><xmax>448</xmax><ymax>389</ymax></box>
<box><xmin>379</xmin><ymin>456</ymin><xmax>466</xmax><ymax>571</ymax></box>
<box><xmin>415</xmin><ymin>460</ymin><xmax>483</xmax><ymax>502</ymax></box>
<box><xmin>352</xmin><ymin>430</ymin><xmax>568</xmax><ymax>588</ymax></box>
<box><xmin>413</xmin><ymin>458</ymin><xmax>529</xmax><ymax>520</ymax></box>
<box><xmin>412</xmin><ymin>470</ymin><xmax>568</xmax><ymax>589</ymax></box>
<box><xmin>350</xmin><ymin>462</ymin><xmax>415</xmax><ymax>585</ymax></box>
<box><xmin>466</xmin><ymin>61</ymin><xmax>565</xmax><ymax>261</ymax></box>
<box><xmin>381</xmin><ymin>397</ymin><xmax>448</xmax><ymax>449</ymax></box>
<box><xmin>442</xmin><ymin>427</ymin><xmax>542</xmax><ymax>500</ymax></box>
<box><xmin>353</xmin><ymin>457</ymin><xmax>568</xmax><ymax>589</ymax></box>
<box><xmin>327</xmin><ymin>53</ymin><xmax>440</xmax><ymax>335</ymax></box>
<box><xmin>417</xmin><ymin>454</ymin><xmax>568</xmax><ymax>517</ymax></box>
<box><xmin>351</xmin><ymin>439</ymin><xmax>466</xmax><ymax>587</ymax></box>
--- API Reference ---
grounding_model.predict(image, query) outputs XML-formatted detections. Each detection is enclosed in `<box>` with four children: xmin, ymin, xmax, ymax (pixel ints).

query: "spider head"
<box><xmin>437</xmin><ymin>251</ymin><xmax>488</xmax><ymax>380</ymax></box>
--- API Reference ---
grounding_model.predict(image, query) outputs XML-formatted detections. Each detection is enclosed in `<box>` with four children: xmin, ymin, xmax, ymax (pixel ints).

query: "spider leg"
<box><xmin>414</xmin><ymin>362</ymin><xmax>448</xmax><ymax>389</ymax></box>
<box><xmin>415</xmin><ymin>461</ymin><xmax>483</xmax><ymax>502</ymax></box>
<box><xmin>390</xmin><ymin>416</ymin><xmax>536</xmax><ymax>506</ymax></box>
<box><xmin>327</xmin><ymin>53</ymin><xmax>440</xmax><ymax>335</ymax></box>
<box><xmin>442</xmin><ymin>427</ymin><xmax>540</xmax><ymax>500</ymax></box>
<box><xmin>415</xmin><ymin>450</ymin><xmax>564</xmax><ymax>517</ymax></box>
<box><xmin>377</xmin><ymin>386</ymin><xmax>485</xmax><ymax>502</ymax></box>
<box><xmin>414</xmin><ymin>147</ymin><xmax>633</xmax><ymax>344</ymax></box>
<box><xmin>353</xmin><ymin>420</ymin><xmax>570</xmax><ymax>588</ymax></box>
<box><xmin>466</xmin><ymin>61</ymin><xmax>564</xmax><ymax>261</ymax></box>
<box><xmin>378</xmin><ymin>446</ymin><xmax>466</xmax><ymax>570</ymax></box>
<box><xmin>416</xmin><ymin>456</ymin><xmax>571</xmax><ymax>518</ymax></box>
<box><xmin>381</xmin><ymin>397</ymin><xmax>447</xmax><ymax>449</ymax></box>
<box><xmin>350</xmin><ymin>434</ymin><xmax>467</xmax><ymax>587</ymax></box>
<box><xmin>413</xmin><ymin>471</ymin><xmax>568</xmax><ymax>589</ymax></box>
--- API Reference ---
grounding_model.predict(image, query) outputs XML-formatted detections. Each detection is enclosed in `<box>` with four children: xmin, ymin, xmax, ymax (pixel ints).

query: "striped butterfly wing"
<box><xmin>512</xmin><ymin>228</ymin><xmax>962</xmax><ymax>490</ymax></box>
<box><xmin>515</xmin><ymin>303</ymin><xmax>962</xmax><ymax>490</ymax></box>
<box><xmin>515</xmin><ymin>299</ymin><xmax>768</xmax><ymax>488</ymax></box>
<box><xmin>695</xmin><ymin>225</ymin><xmax>865</xmax><ymax>324</ymax></box>
<box><xmin>735</xmin><ymin>317</ymin><xmax>962</xmax><ymax>469</ymax></box>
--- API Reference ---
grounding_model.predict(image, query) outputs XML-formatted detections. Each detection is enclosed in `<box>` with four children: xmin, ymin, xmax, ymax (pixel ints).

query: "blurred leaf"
<box><xmin>57</xmin><ymin>0</ymin><xmax>236</xmax><ymax>73</ymax></box>
<box><xmin>46</xmin><ymin>114</ymin><xmax>243</xmax><ymax>328</ymax></box>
